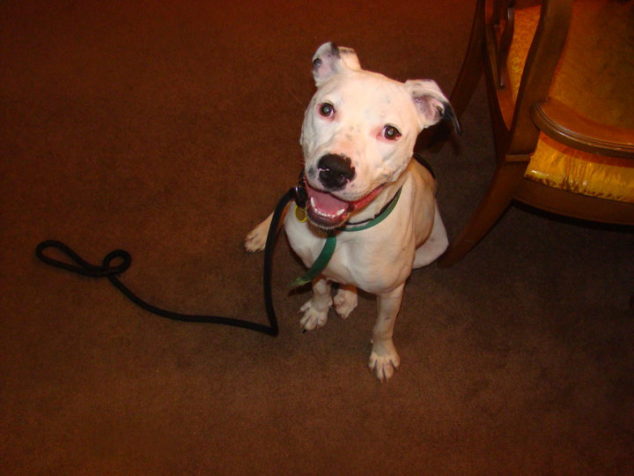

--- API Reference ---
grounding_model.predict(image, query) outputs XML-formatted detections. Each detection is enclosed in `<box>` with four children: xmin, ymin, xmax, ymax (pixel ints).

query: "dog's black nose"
<box><xmin>317</xmin><ymin>154</ymin><xmax>355</xmax><ymax>190</ymax></box>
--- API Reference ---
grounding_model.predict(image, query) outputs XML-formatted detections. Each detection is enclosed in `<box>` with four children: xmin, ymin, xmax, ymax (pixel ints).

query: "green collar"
<box><xmin>290</xmin><ymin>188</ymin><xmax>402</xmax><ymax>288</ymax></box>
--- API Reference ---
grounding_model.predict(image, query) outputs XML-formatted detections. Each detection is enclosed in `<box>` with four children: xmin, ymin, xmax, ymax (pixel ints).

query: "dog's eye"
<box><xmin>382</xmin><ymin>125</ymin><xmax>401</xmax><ymax>140</ymax></box>
<box><xmin>318</xmin><ymin>102</ymin><xmax>335</xmax><ymax>118</ymax></box>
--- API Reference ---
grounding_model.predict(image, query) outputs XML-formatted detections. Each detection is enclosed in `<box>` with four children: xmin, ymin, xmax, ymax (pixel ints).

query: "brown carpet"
<box><xmin>2</xmin><ymin>1</ymin><xmax>633</xmax><ymax>473</ymax></box>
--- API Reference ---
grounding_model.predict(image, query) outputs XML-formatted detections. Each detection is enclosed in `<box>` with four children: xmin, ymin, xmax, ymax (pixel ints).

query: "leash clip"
<box><xmin>293</xmin><ymin>175</ymin><xmax>308</xmax><ymax>208</ymax></box>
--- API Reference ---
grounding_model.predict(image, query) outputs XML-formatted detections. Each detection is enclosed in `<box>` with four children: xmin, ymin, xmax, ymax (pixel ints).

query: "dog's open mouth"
<box><xmin>304</xmin><ymin>180</ymin><xmax>384</xmax><ymax>229</ymax></box>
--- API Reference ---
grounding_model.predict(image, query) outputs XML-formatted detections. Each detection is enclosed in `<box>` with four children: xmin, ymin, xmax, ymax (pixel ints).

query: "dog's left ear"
<box><xmin>404</xmin><ymin>79</ymin><xmax>461</xmax><ymax>135</ymax></box>
<box><xmin>312</xmin><ymin>42</ymin><xmax>362</xmax><ymax>87</ymax></box>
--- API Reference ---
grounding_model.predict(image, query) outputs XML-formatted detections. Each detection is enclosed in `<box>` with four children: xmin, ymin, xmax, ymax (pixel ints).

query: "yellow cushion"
<box><xmin>508</xmin><ymin>1</ymin><xmax>634</xmax><ymax>203</ymax></box>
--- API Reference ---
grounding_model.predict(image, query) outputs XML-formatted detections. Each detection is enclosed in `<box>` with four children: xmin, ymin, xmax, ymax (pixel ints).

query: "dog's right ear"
<box><xmin>312</xmin><ymin>42</ymin><xmax>362</xmax><ymax>87</ymax></box>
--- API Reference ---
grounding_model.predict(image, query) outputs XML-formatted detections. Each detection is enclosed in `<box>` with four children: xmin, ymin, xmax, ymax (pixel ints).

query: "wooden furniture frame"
<box><xmin>438</xmin><ymin>0</ymin><xmax>634</xmax><ymax>267</ymax></box>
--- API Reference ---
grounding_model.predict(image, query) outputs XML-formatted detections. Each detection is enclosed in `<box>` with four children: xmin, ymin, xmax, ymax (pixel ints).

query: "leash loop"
<box><xmin>35</xmin><ymin>187</ymin><xmax>299</xmax><ymax>337</ymax></box>
<box><xmin>101</xmin><ymin>249</ymin><xmax>132</xmax><ymax>276</ymax></box>
<box><xmin>36</xmin><ymin>240</ymin><xmax>131</xmax><ymax>278</ymax></box>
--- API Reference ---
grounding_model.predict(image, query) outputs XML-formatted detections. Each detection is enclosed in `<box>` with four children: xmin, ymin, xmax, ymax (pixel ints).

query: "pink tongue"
<box><xmin>308</xmin><ymin>187</ymin><xmax>350</xmax><ymax>215</ymax></box>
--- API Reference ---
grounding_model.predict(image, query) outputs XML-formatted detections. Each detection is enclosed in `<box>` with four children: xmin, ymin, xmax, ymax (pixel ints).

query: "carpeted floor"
<box><xmin>1</xmin><ymin>1</ymin><xmax>632</xmax><ymax>473</ymax></box>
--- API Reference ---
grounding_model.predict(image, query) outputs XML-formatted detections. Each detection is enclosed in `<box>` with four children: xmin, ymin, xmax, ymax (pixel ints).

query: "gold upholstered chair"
<box><xmin>438</xmin><ymin>0</ymin><xmax>634</xmax><ymax>266</ymax></box>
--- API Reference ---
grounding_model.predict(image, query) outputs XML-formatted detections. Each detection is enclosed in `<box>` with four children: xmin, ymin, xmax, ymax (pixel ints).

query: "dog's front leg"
<box><xmin>369</xmin><ymin>283</ymin><xmax>404</xmax><ymax>381</ymax></box>
<box><xmin>300</xmin><ymin>276</ymin><xmax>332</xmax><ymax>331</ymax></box>
<box><xmin>333</xmin><ymin>284</ymin><xmax>357</xmax><ymax>319</ymax></box>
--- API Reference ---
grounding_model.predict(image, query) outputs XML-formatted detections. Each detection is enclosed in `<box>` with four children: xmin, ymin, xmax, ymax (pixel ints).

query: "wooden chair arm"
<box><xmin>532</xmin><ymin>99</ymin><xmax>634</xmax><ymax>159</ymax></box>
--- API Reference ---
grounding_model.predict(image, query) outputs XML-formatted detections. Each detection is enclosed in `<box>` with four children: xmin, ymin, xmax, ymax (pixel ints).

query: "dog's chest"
<box><xmin>284</xmin><ymin>204</ymin><xmax>415</xmax><ymax>291</ymax></box>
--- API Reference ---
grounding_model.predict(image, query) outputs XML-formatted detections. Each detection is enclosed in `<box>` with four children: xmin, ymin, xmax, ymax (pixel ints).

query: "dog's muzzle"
<box><xmin>300</xmin><ymin>177</ymin><xmax>385</xmax><ymax>230</ymax></box>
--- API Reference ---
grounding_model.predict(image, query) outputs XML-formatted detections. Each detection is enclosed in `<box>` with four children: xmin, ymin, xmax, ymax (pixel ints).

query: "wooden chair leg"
<box><xmin>416</xmin><ymin>0</ymin><xmax>485</xmax><ymax>152</ymax></box>
<box><xmin>438</xmin><ymin>161</ymin><xmax>526</xmax><ymax>267</ymax></box>
<box><xmin>450</xmin><ymin>0</ymin><xmax>486</xmax><ymax>118</ymax></box>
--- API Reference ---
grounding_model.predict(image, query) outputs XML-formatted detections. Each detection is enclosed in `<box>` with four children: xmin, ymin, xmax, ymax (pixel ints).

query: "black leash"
<box><xmin>35</xmin><ymin>186</ymin><xmax>303</xmax><ymax>337</ymax></box>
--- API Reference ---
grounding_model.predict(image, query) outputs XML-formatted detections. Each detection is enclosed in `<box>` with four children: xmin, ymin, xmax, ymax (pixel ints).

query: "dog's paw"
<box><xmin>333</xmin><ymin>286</ymin><xmax>357</xmax><ymax>319</ymax></box>
<box><xmin>244</xmin><ymin>229</ymin><xmax>266</xmax><ymax>252</ymax></box>
<box><xmin>369</xmin><ymin>341</ymin><xmax>400</xmax><ymax>381</ymax></box>
<box><xmin>244</xmin><ymin>215</ymin><xmax>272</xmax><ymax>253</ymax></box>
<box><xmin>299</xmin><ymin>299</ymin><xmax>330</xmax><ymax>331</ymax></box>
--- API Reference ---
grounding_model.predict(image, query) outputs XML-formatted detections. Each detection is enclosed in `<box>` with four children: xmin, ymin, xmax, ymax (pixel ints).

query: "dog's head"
<box><xmin>300</xmin><ymin>42</ymin><xmax>458</xmax><ymax>229</ymax></box>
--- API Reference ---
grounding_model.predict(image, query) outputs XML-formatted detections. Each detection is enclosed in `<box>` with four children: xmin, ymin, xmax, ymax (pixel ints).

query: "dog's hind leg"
<box><xmin>245</xmin><ymin>200</ymin><xmax>292</xmax><ymax>252</ymax></box>
<box><xmin>244</xmin><ymin>213</ymin><xmax>273</xmax><ymax>252</ymax></box>
<box><xmin>300</xmin><ymin>276</ymin><xmax>332</xmax><ymax>331</ymax></box>
<box><xmin>413</xmin><ymin>204</ymin><xmax>448</xmax><ymax>268</ymax></box>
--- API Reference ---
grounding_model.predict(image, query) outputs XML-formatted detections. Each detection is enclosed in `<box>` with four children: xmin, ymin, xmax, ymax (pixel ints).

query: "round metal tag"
<box><xmin>295</xmin><ymin>206</ymin><xmax>308</xmax><ymax>223</ymax></box>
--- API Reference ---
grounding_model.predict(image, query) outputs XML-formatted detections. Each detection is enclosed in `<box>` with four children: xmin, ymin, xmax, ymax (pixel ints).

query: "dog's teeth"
<box><xmin>313</xmin><ymin>209</ymin><xmax>346</xmax><ymax>219</ymax></box>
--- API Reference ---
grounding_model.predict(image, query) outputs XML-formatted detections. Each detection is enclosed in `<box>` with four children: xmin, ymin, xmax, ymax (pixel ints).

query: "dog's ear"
<box><xmin>312</xmin><ymin>42</ymin><xmax>362</xmax><ymax>87</ymax></box>
<box><xmin>404</xmin><ymin>79</ymin><xmax>461</xmax><ymax>134</ymax></box>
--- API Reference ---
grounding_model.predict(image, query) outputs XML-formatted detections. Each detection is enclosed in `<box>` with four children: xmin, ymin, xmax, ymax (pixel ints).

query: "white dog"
<box><xmin>245</xmin><ymin>42</ymin><xmax>458</xmax><ymax>380</ymax></box>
